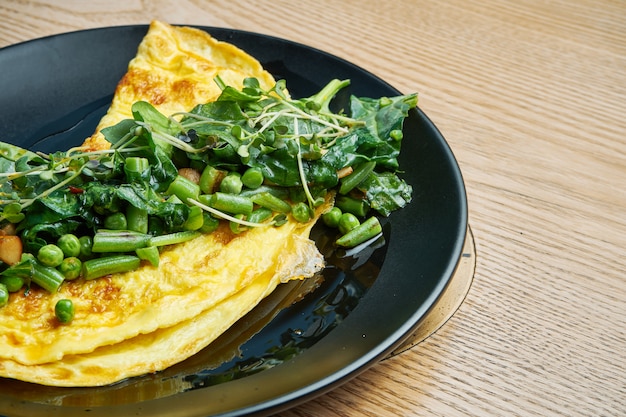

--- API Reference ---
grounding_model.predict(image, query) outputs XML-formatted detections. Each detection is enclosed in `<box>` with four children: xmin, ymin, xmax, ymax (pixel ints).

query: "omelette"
<box><xmin>0</xmin><ymin>21</ymin><xmax>327</xmax><ymax>386</ymax></box>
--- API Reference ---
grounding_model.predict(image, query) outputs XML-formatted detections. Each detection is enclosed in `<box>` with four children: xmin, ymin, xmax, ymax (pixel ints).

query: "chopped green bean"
<box><xmin>199</xmin><ymin>213</ymin><xmax>220</xmax><ymax>234</ymax></box>
<box><xmin>148</xmin><ymin>231</ymin><xmax>200</xmax><ymax>247</ymax></box>
<box><xmin>126</xmin><ymin>205</ymin><xmax>148</xmax><ymax>234</ymax></box>
<box><xmin>183</xmin><ymin>205</ymin><xmax>204</xmax><ymax>231</ymax></box>
<box><xmin>336</xmin><ymin>195</ymin><xmax>370</xmax><ymax>217</ymax></box>
<box><xmin>167</xmin><ymin>174</ymin><xmax>200</xmax><ymax>202</ymax></box>
<box><xmin>0</xmin><ymin>283</ymin><xmax>8</xmax><ymax>307</ymax></box>
<box><xmin>31</xmin><ymin>260</ymin><xmax>65</xmax><ymax>292</ymax></box>
<box><xmin>82</xmin><ymin>255</ymin><xmax>141</xmax><ymax>280</ymax></box>
<box><xmin>136</xmin><ymin>246</ymin><xmax>160</xmax><ymax>267</ymax></box>
<box><xmin>91</xmin><ymin>230</ymin><xmax>151</xmax><ymax>253</ymax></box>
<box><xmin>251</xmin><ymin>192</ymin><xmax>292</xmax><ymax>213</ymax></box>
<box><xmin>199</xmin><ymin>165</ymin><xmax>226</xmax><ymax>194</ymax></box>
<box><xmin>209</xmin><ymin>192</ymin><xmax>254</xmax><ymax>215</ymax></box>
<box><xmin>247</xmin><ymin>207</ymin><xmax>273</xmax><ymax>224</ymax></box>
<box><xmin>336</xmin><ymin>216</ymin><xmax>382</xmax><ymax>247</ymax></box>
<box><xmin>339</xmin><ymin>161</ymin><xmax>376</xmax><ymax>195</ymax></box>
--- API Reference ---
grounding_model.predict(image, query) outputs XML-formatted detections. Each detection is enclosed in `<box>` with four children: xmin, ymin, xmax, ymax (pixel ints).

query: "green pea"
<box><xmin>57</xmin><ymin>234</ymin><xmax>81</xmax><ymax>258</ymax></box>
<box><xmin>220</xmin><ymin>173</ymin><xmax>243</xmax><ymax>194</ymax></box>
<box><xmin>55</xmin><ymin>299</ymin><xmax>75</xmax><ymax>324</ymax></box>
<box><xmin>104</xmin><ymin>212</ymin><xmax>128</xmax><ymax>230</ymax></box>
<box><xmin>0</xmin><ymin>283</ymin><xmax>9</xmax><ymax>307</ymax></box>
<box><xmin>291</xmin><ymin>202</ymin><xmax>312</xmax><ymax>223</ymax></box>
<box><xmin>37</xmin><ymin>244</ymin><xmax>64</xmax><ymax>268</ymax></box>
<box><xmin>322</xmin><ymin>207</ymin><xmax>342</xmax><ymax>228</ymax></box>
<box><xmin>338</xmin><ymin>213</ymin><xmax>360</xmax><ymax>235</ymax></box>
<box><xmin>58</xmin><ymin>257</ymin><xmax>82</xmax><ymax>280</ymax></box>
<box><xmin>241</xmin><ymin>167</ymin><xmax>264</xmax><ymax>189</ymax></box>
<box><xmin>79</xmin><ymin>236</ymin><xmax>93</xmax><ymax>259</ymax></box>
<box><xmin>0</xmin><ymin>275</ymin><xmax>24</xmax><ymax>292</ymax></box>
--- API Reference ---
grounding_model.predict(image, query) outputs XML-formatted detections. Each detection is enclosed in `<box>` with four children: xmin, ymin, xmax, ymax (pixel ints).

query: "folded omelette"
<box><xmin>0</xmin><ymin>21</ymin><xmax>326</xmax><ymax>387</ymax></box>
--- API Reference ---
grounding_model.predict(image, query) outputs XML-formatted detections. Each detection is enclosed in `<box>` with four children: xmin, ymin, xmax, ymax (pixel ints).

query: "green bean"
<box><xmin>104</xmin><ymin>212</ymin><xmax>128</xmax><ymax>230</ymax></box>
<box><xmin>167</xmin><ymin>175</ymin><xmax>200</xmax><ymax>202</ymax></box>
<box><xmin>31</xmin><ymin>260</ymin><xmax>65</xmax><ymax>292</ymax></box>
<box><xmin>291</xmin><ymin>202</ymin><xmax>312</xmax><ymax>223</ymax></box>
<box><xmin>82</xmin><ymin>255</ymin><xmax>141</xmax><ymax>280</ymax></box>
<box><xmin>247</xmin><ymin>207</ymin><xmax>273</xmax><ymax>224</ymax></box>
<box><xmin>57</xmin><ymin>234</ymin><xmax>81</xmax><ymax>258</ymax></box>
<box><xmin>0</xmin><ymin>275</ymin><xmax>24</xmax><ymax>292</ymax></box>
<box><xmin>37</xmin><ymin>244</ymin><xmax>64</xmax><ymax>267</ymax></box>
<box><xmin>199</xmin><ymin>213</ymin><xmax>220</xmax><ymax>234</ymax></box>
<box><xmin>54</xmin><ymin>299</ymin><xmax>75</xmax><ymax>324</ymax></box>
<box><xmin>136</xmin><ymin>246</ymin><xmax>160</xmax><ymax>267</ymax></box>
<box><xmin>219</xmin><ymin>172</ymin><xmax>243</xmax><ymax>194</ymax></box>
<box><xmin>183</xmin><ymin>205</ymin><xmax>204</xmax><ymax>231</ymax></box>
<box><xmin>338</xmin><ymin>213</ymin><xmax>360</xmax><ymax>235</ymax></box>
<box><xmin>148</xmin><ymin>231</ymin><xmax>200</xmax><ymax>247</ymax></box>
<box><xmin>339</xmin><ymin>161</ymin><xmax>376</xmax><ymax>195</ymax></box>
<box><xmin>336</xmin><ymin>216</ymin><xmax>382</xmax><ymax>247</ymax></box>
<box><xmin>251</xmin><ymin>192</ymin><xmax>292</xmax><ymax>213</ymax></box>
<box><xmin>126</xmin><ymin>205</ymin><xmax>148</xmax><ymax>234</ymax></box>
<box><xmin>209</xmin><ymin>192</ymin><xmax>254</xmax><ymax>215</ymax></box>
<box><xmin>58</xmin><ymin>257</ymin><xmax>82</xmax><ymax>280</ymax></box>
<box><xmin>124</xmin><ymin>156</ymin><xmax>150</xmax><ymax>183</ymax></box>
<box><xmin>229</xmin><ymin>214</ymin><xmax>247</xmax><ymax>234</ymax></box>
<box><xmin>336</xmin><ymin>195</ymin><xmax>370</xmax><ymax>217</ymax></box>
<box><xmin>241</xmin><ymin>167</ymin><xmax>264</xmax><ymax>189</ymax></box>
<box><xmin>322</xmin><ymin>207</ymin><xmax>342</xmax><ymax>228</ymax></box>
<box><xmin>91</xmin><ymin>230</ymin><xmax>151</xmax><ymax>253</ymax></box>
<box><xmin>199</xmin><ymin>165</ymin><xmax>226</xmax><ymax>194</ymax></box>
<box><xmin>0</xmin><ymin>283</ymin><xmax>8</xmax><ymax>307</ymax></box>
<box><xmin>240</xmin><ymin>185</ymin><xmax>290</xmax><ymax>200</ymax></box>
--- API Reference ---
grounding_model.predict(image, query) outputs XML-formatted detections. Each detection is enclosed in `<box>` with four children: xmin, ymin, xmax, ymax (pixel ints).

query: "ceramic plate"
<box><xmin>0</xmin><ymin>25</ymin><xmax>467</xmax><ymax>417</ymax></box>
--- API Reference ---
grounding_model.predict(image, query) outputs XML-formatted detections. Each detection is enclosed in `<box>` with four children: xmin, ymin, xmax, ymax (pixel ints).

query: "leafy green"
<box><xmin>0</xmin><ymin>77</ymin><xmax>417</xmax><ymax>285</ymax></box>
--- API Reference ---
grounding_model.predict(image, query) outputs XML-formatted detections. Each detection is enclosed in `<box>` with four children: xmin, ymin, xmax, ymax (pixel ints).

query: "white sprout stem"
<box><xmin>188</xmin><ymin>199</ymin><xmax>269</xmax><ymax>228</ymax></box>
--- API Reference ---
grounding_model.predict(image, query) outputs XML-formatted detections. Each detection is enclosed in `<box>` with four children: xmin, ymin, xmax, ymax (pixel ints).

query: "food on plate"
<box><xmin>0</xmin><ymin>21</ymin><xmax>416</xmax><ymax>386</ymax></box>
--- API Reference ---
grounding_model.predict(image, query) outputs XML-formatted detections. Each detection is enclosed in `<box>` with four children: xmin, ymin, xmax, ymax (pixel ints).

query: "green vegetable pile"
<box><xmin>0</xmin><ymin>77</ymin><xmax>416</xmax><ymax>316</ymax></box>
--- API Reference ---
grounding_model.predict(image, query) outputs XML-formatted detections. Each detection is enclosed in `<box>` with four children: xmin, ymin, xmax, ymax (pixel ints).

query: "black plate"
<box><xmin>0</xmin><ymin>25</ymin><xmax>467</xmax><ymax>417</ymax></box>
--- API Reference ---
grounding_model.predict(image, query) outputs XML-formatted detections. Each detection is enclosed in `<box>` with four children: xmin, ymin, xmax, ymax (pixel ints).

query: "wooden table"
<box><xmin>1</xmin><ymin>1</ymin><xmax>624</xmax><ymax>415</ymax></box>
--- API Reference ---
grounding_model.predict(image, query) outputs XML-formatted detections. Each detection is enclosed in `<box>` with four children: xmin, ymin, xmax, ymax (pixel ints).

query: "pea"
<box><xmin>220</xmin><ymin>173</ymin><xmax>243</xmax><ymax>195</ymax></box>
<box><xmin>322</xmin><ymin>207</ymin><xmax>342</xmax><ymax>228</ymax></box>
<box><xmin>241</xmin><ymin>167</ymin><xmax>264</xmax><ymax>189</ymax></box>
<box><xmin>104</xmin><ymin>212</ymin><xmax>127</xmax><ymax>230</ymax></box>
<box><xmin>55</xmin><ymin>299</ymin><xmax>75</xmax><ymax>324</ymax></box>
<box><xmin>338</xmin><ymin>213</ymin><xmax>360</xmax><ymax>235</ymax></box>
<box><xmin>57</xmin><ymin>234</ymin><xmax>81</xmax><ymax>258</ymax></box>
<box><xmin>292</xmin><ymin>202</ymin><xmax>312</xmax><ymax>223</ymax></box>
<box><xmin>0</xmin><ymin>275</ymin><xmax>24</xmax><ymax>292</ymax></box>
<box><xmin>37</xmin><ymin>244</ymin><xmax>64</xmax><ymax>267</ymax></box>
<box><xmin>78</xmin><ymin>236</ymin><xmax>93</xmax><ymax>258</ymax></box>
<box><xmin>58</xmin><ymin>257</ymin><xmax>82</xmax><ymax>280</ymax></box>
<box><xmin>0</xmin><ymin>283</ymin><xmax>9</xmax><ymax>307</ymax></box>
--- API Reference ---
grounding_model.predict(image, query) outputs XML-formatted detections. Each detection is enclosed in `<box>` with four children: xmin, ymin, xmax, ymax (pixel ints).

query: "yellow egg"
<box><xmin>0</xmin><ymin>21</ymin><xmax>328</xmax><ymax>387</ymax></box>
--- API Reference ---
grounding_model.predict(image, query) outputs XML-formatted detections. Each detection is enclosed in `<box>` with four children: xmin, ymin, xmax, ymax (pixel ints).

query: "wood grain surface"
<box><xmin>1</xmin><ymin>1</ymin><xmax>624</xmax><ymax>416</ymax></box>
